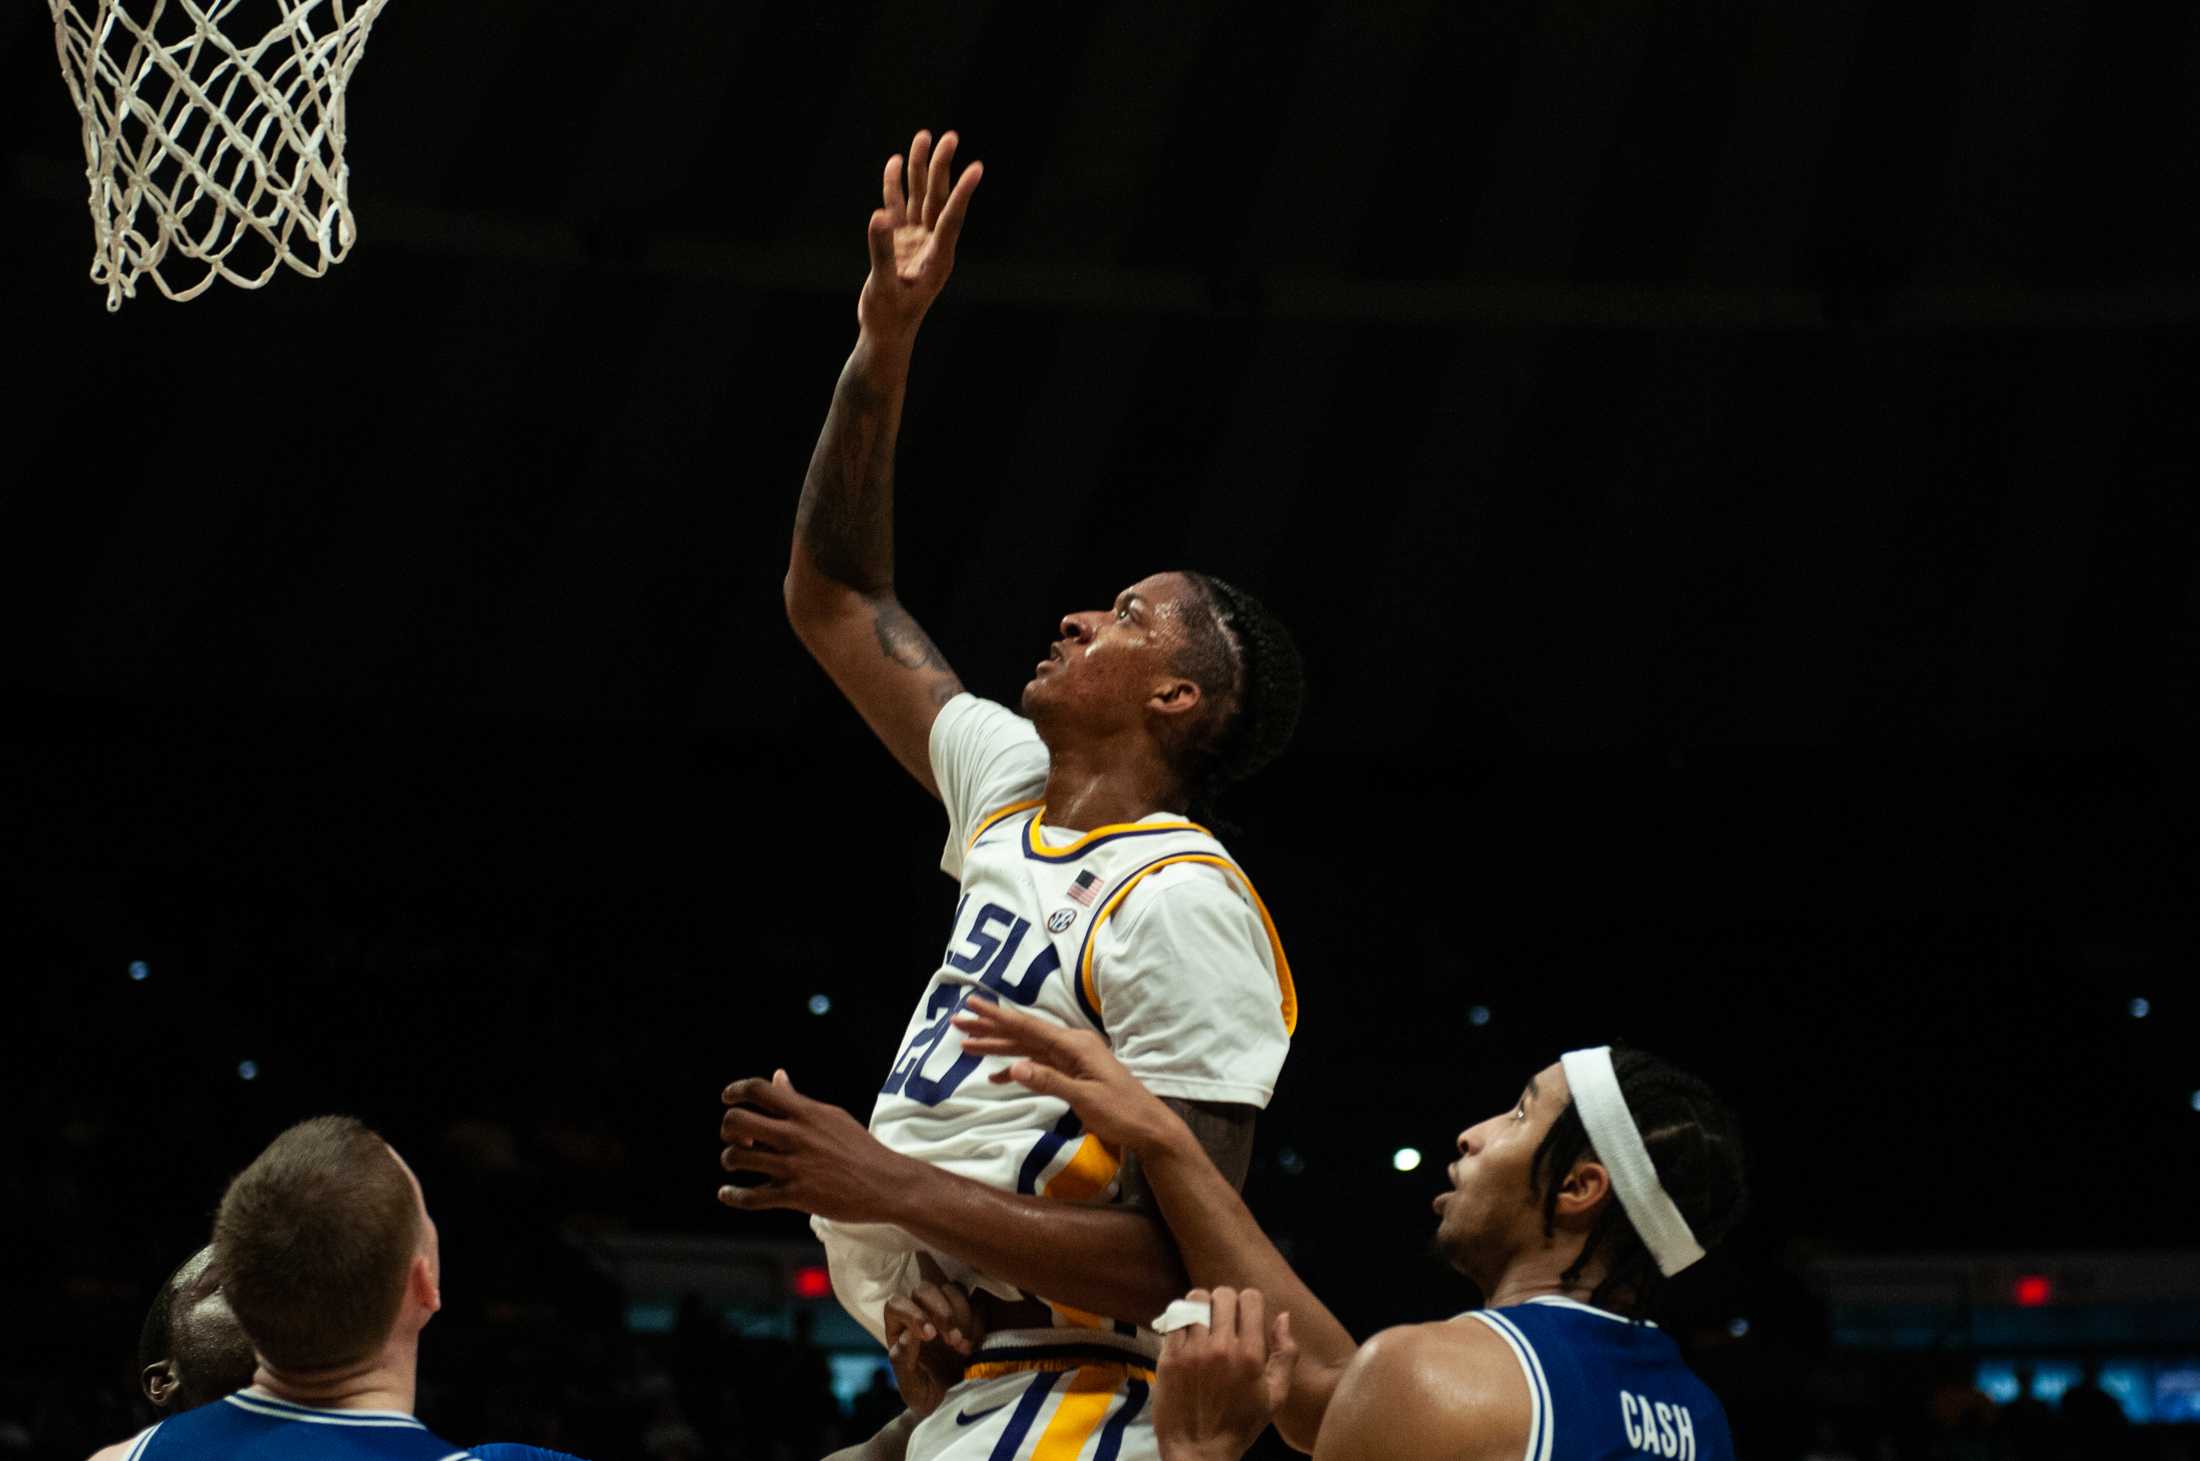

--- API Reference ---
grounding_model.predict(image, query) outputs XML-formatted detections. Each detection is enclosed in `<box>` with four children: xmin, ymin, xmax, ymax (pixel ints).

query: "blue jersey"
<box><xmin>1462</xmin><ymin>1297</ymin><xmax>1735</xmax><ymax>1461</ymax></box>
<box><xmin>123</xmin><ymin>1391</ymin><xmax>478</xmax><ymax>1461</ymax></box>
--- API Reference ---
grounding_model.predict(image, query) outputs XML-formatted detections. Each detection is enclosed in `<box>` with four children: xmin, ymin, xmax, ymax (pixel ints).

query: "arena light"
<box><xmin>1276</xmin><ymin>1147</ymin><xmax>1307</xmax><ymax>1176</ymax></box>
<box><xmin>808</xmin><ymin>993</ymin><xmax>832</xmax><ymax>1016</ymax></box>
<box><xmin>792</xmin><ymin>1264</ymin><xmax>832</xmax><ymax>1300</ymax></box>
<box><xmin>1392</xmin><ymin>1146</ymin><xmax>1423</xmax><ymax>1173</ymax></box>
<box><xmin>2130</xmin><ymin>997</ymin><xmax>2151</xmax><ymax>1019</ymax></box>
<box><xmin>1468</xmin><ymin>1005</ymin><xmax>1491</xmax><ymax>1027</ymax></box>
<box><xmin>1727</xmin><ymin>1318</ymin><xmax>1750</xmax><ymax>1338</ymax></box>
<box><xmin>2013</xmin><ymin>1275</ymin><xmax>2052</xmax><ymax>1307</ymax></box>
<box><xmin>128</xmin><ymin>960</ymin><xmax>149</xmax><ymax>982</ymax></box>
<box><xmin>237</xmin><ymin>1060</ymin><xmax>259</xmax><ymax>1082</ymax></box>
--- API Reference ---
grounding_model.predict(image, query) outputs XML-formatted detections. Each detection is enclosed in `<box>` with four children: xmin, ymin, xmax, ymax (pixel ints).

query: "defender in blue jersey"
<box><xmin>954</xmin><ymin>1001</ymin><xmax>1749</xmax><ymax>1461</ymax></box>
<box><xmin>89</xmin><ymin>1116</ymin><xmax>474</xmax><ymax>1461</ymax></box>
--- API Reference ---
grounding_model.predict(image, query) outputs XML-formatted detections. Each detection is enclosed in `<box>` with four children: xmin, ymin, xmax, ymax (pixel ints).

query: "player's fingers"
<box><xmin>887</xmin><ymin>1294</ymin><xmax>939</xmax><ymax>1344</ymax></box>
<box><xmin>722</xmin><ymin>1076</ymin><xmax>799</xmax><ymax>1114</ymax></box>
<box><xmin>1236</xmin><ymin>1289</ymin><xmax>1266</xmax><ymax>1359</ymax></box>
<box><xmin>1270</xmin><ymin>1311</ymin><xmax>1297</xmax><ymax>1368</ymax></box>
<box><xmin>907</xmin><ymin>130</ymin><xmax>934</xmax><ymax>222</ymax></box>
<box><xmin>719</xmin><ymin>1105</ymin><xmax>789</xmax><ymax>1145</ymax></box>
<box><xmin>912</xmin><ymin>1284</ymin><xmax>962</xmax><ymax>1345</ymax></box>
<box><xmin>867</xmin><ymin>210</ymin><xmax>897</xmax><ymax>278</ymax></box>
<box><xmin>719</xmin><ymin>1143</ymin><xmax>791</xmax><ymax>1177</ymax></box>
<box><xmin>716</xmin><ymin>1180</ymin><xmax>790</xmax><ymax>1211</ymax></box>
<box><xmin>933</xmin><ymin>161</ymin><xmax>983</xmax><ymax>254</ymax></box>
<box><xmin>882</xmin><ymin>153</ymin><xmax>906</xmax><ymax>224</ymax></box>
<box><xmin>1208</xmin><ymin>1287</ymin><xmax>1238</xmax><ymax>1346</ymax></box>
<box><xmin>1000</xmin><ymin>1058</ymin><xmax>1086</xmax><ymax>1101</ymax></box>
<box><xmin>940</xmin><ymin>1282</ymin><xmax>977</xmax><ymax>1351</ymax></box>
<box><xmin>924</xmin><ymin>131</ymin><xmax>959</xmax><ymax>230</ymax></box>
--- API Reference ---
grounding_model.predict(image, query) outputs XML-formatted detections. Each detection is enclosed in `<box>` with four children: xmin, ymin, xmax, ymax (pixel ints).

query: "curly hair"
<box><xmin>1528</xmin><ymin>1048</ymin><xmax>1748</xmax><ymax>1315</ymax></box>
<box><xmin>1166</xmin><ymin>572</ymin><xmax>1305</xmax><ymax>825</ymax></box>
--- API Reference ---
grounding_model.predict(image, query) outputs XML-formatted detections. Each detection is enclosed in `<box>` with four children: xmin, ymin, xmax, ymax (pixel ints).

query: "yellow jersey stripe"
<box><xmin>963</xmin><ymin>1358</ymin><xmax>1155</xmax><ymax>1383</ymax></box>
<box><xmin>1042</xmin><ymin>1133</ymin><xmax>1122</xmax><ymax>1202</ymax></box>
<box><xmin>1078</xmin><ymin>854</ymin><xmax>1298</xmax><ymax>1037</ymax></box>
<box><xmin>968</xmin><ymin>798</ymin><xmax>1045</xmax><ymax>851</ymax></box>
<box><xmin>1023</xmin><ymin>807</ymin><xmax>1209</xmax><ymax>859</ymax></box>
<box><xmin>1031</xmin><ymin>1366</ymin><xmax>1123</xmax><ymax>1461</ymax></box>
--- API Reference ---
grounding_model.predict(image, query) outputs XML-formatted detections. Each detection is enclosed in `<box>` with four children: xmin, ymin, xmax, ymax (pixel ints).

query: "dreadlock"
<box><xmin>1166</xmin><ymin>572</ymin><xmax>1305</xmax><ymax>827</ymax></box>
<box><xmin>1527</xmin><ymin>1047</ymin><xmax>1748</xmax><ymax>1316</ymax></box>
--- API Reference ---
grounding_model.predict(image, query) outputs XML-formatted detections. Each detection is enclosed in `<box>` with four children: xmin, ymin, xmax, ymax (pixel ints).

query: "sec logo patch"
<box><xmin>1047</xmin><ymin>908</ymin><xmax>1077</xmax><ymax>933</ymax></box>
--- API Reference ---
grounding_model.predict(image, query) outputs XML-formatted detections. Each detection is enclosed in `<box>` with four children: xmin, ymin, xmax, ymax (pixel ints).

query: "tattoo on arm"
<box><xmin>873</xmin><ymin>600</ymin><xmax>962</xmax><ymax>703</ymax></box>
<box><xmin>796</xmin><ymin>363</ymin><xmax>898</xmax><ymax>593</ymax></box>
<box><xmin>1117</xmin><ymin>1099</ymin><xmax>1258</xmax><ymax>1213</ymax></box>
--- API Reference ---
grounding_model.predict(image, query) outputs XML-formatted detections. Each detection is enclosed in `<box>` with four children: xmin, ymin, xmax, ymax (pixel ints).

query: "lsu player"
<box><xmin>954</xmin><ymin>998</ymin><xmax>1748</xmax><ymax>1461</ymax></box>
<box><xmin>725</xmin><ymin>127</ymin><xmax>1306</xmax><ymax>1461</ymax></box>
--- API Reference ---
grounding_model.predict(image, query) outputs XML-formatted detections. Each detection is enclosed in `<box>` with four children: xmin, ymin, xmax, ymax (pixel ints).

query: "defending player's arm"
<box><xmin>953</xmin><ymin>998</ymin><xmax>1360</xmax><ymax>1452</ymax></box>
<box><xmin>784</xmin><ymin>130</ymin><xmax>983</xmax><ymax>797</ymax></box>
<box><xmin>720</xmin><ymin>1072</ymin><xmax>1207</xmax><ymax>1324</ymax></box>
<box><xmin>1306</xmin><ymin>1323</ymin><xmax>1528</xmax><ymax>1461</ymax></box>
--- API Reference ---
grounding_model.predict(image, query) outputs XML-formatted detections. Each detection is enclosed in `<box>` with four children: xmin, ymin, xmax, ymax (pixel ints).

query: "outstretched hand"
<box><xmin>951</xmin><ymin>996</ymin><xmax>1186</xmax><ymax>1154</ymax></box>
<box><xmin>859</xmin><ymin>128</ymin><xmax>983</xmax><ymax>341</ymax></box>
<box><xmin>1153</xmin><ymin>1287</ymin><xmax>1298</xmax><ymax>1461</ymax></box>
<box><xmin>718</xmin><ymin>1069</ymin><xmax>922</xmax><ymax>1224</ymax></box>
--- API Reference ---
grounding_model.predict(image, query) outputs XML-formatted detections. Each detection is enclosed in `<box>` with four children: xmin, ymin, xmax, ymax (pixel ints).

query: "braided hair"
<box><xmin>1528</xmin><ymin>1047</ymin><xmax>1748</xmax><ymax>1315</ymax></box>
<box><xmin>1165</xmin><ymin>572</ymin><xmax>1305</xmax><ymax>826</ymax></box>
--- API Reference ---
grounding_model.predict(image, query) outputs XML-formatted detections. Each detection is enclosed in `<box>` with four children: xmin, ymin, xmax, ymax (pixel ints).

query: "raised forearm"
<box><xmin>1141</xmin><ymin>1123</ymin><xmax>1358</xmax><ymax>1450</ymax></box>
<box><xmin>881</xmin><ymin>1162</ymin><xmax>1188</xmax><ymax>1326</ymax></box>
<box><xmin>790</xmin><ymin>331</ymin><xmax>918</xmax><ymax>599</ymax></box>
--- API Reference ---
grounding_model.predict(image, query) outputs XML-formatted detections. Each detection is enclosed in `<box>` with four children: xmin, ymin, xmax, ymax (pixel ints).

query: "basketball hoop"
<box><xmin>48</xmin><ymin>0</ymin><xmax>392</xmax><ymax>311</ymax></box>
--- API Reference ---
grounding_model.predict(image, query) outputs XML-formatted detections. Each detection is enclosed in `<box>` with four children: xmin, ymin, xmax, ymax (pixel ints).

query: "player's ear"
<box><xmin>410</xmin><ymin>1249</ymin><xmax>442</xmax><ymax>1316</ymax></box>
<box><xmin>1553</xmin><ymin>1158</ymin><xmax>1614</xmax><ymax>1227</ymax></box>
<box><xmin>1148</xmin><ymin>677</ymin><xmax>1203</xmax><ymax>720</ymax></box>
<box><xmin>142</xmin><ymin>1359</ymin><xmax>178</xmax><ymax>1408</ymax></box>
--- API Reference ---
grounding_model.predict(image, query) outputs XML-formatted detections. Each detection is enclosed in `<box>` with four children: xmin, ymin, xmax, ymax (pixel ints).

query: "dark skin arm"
<box><xmin>719</xmin><ymin>1073</ymin><xmax>1255</xmax><ymax>1327</ymax></box>
<box><xmin>785</xmin><ymin>130</ymin><xmax>981</xmax><ymax>797</ymax></box>
<box><xmin>954</xmin><ymin>998</ymin><xmax>1357</xmax><ymax>1452</ymax></box>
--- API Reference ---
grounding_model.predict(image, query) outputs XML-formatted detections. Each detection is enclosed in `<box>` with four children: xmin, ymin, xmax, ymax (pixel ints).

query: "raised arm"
<box><xmin>785</xmin><ymin>129</ymin><xmax>983</xmax><ymax>797</ymax></box>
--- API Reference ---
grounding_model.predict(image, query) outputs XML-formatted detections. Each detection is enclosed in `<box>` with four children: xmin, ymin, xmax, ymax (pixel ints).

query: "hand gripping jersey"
<box><xmin>1462</xmin><ymin>1298</ymin><xmax>1736</xmax><ymax>1461</ymax></box>
<box><xmin>815</xmin><ymin>695</ymin><xmax>1295</xmax><ymax>1359</ymax></box>
<box><xmin>116</xmin><ymin>1390</ymin><xmax>482</xmax><ymax>1461</ymax></box>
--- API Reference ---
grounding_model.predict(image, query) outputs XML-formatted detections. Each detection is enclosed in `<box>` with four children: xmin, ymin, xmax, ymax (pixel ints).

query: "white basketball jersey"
<box><xmin>816</xmin><ymin>694</ymin><xmax>1295</xmax><ymax>1345</ymax></box>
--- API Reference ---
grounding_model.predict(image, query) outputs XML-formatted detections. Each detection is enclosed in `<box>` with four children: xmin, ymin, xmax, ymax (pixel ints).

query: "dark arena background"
<box><xmin>5</xmin><ymin>3</ymin><xmax>2199</xmax><ymax>1459</ymax></box>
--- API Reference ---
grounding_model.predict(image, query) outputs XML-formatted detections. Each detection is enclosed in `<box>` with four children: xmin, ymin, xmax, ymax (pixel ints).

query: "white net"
<box><xmin>48</xmin><ymin>0</ymin><xmax>392</xmax><ymax>311</ymax></box>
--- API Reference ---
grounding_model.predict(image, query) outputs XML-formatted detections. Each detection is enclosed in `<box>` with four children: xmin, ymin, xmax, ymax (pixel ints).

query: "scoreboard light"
<box><xmin>2013</xmin><ymin>1275</ymin><xmax>2052</xmax><ymax>1307</ymax></box>
<box><xmin>792</xmin><ymin>1264</ymin><xmax>833</xmax><ymax>1300</ymax></box>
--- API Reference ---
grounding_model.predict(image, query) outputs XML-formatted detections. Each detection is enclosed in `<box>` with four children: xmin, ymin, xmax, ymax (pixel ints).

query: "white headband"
<box><xmin>1558</xmin><ymin>1046</ymin><xmax>1705</xmax><ymax>1277</ymax></box>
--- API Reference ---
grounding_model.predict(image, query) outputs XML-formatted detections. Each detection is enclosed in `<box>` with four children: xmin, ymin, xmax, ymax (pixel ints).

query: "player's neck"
<box><xmin>1038</xmin><ymin>734</ymin><xmax>1184</xmax><ymax>831</ymax></box>
<box><xmin>1479</xmin><ymin>1245</ymin><xmax>1617</xmax><ymax>1314</ymax></box>
<box><xmin>253</xmin><ymin>1340</ymin><xmax>417</xmax><ymax>1414</ymax></box>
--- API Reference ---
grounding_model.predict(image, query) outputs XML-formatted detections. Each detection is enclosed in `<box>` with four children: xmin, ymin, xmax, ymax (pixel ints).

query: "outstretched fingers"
<box><xmin>923</xmin><ymin>131</ymin><xmax>959</xmax><ymax>229</ymax></box>
<box><xmin>933</xmin><ymin>160</ymin><xmax>983</xmax><ymax>252</ymax></box>
<box><xmin>881</xmin><ymin>152</ymin><xmax>906</xmax><ymax>225</ymax></box>
<box><xmin>722</xmin><ymin>1075</ymin><xmax>801</xmax><ymax>1114</ymax></box>
<box><xmin>906</xmin><ymin>130</ymin><xmax>935</xmax><ymax>224</ymax></box>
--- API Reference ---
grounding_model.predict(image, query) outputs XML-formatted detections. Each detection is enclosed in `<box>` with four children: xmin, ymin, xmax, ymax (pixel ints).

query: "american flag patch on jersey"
<box><xmin>1067</xmin><ymin>869</ymin><xmax>1103</xmax><ymax>907</ymax></box>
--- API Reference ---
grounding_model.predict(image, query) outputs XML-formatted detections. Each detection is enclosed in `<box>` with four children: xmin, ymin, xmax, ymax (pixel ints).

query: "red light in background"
<box><xmin>793</xmin><ymin>1265</ymin><xmax>833</xmax><ymax>1300</ymax></box>
<box><xmin>2013</xmin><ymin>1275</ymin><xmax>2052</xmax><ymax>1307</ymax></box>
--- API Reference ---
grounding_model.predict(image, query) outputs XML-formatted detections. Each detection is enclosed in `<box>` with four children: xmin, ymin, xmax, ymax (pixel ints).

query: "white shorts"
<box><xmin>905</xmin><ymin>1331</ymin><xmax>1157</xmax><ymax>1461</ymax></box>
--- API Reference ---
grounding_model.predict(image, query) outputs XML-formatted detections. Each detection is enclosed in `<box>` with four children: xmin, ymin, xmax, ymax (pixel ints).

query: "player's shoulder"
<box><xmin>932</xmin><ymin>692</ymin><xmax>1044</xmax><ymax>761</ymax></box>
<box><xmin>87</xmin><ymin>1441</ymin><xmax>139</xmax><ymax>1461</ymax></box>
<box><xmin>1317</xmin><ymin>1320</ymin><xmax>1532</xmax><ymax>1461</ymax></box>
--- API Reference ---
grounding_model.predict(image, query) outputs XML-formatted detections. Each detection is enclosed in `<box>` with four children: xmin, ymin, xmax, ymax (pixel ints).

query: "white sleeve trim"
<box><xmin>1463</xmin><ymin>1311</ymin><xmax>1554</xmax><ymax>1461</ymax></box>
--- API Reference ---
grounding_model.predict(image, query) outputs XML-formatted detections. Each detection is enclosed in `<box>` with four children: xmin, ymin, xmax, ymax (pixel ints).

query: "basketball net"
<box><xmin>48</xmin><ymin>0</ymin><xmax>391</xmax><ymax>311</ymax></box>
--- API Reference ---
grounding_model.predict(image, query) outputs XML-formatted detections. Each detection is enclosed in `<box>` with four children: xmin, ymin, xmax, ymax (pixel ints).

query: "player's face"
<box><xmin>1432</xmin><ymin>1062</ymin><xmax>1571</xmax><ymax>1275</ymax></box>
<box><xmin>1021</xmin><ymin>571</ymin><xmax>1202</xmax><ymax>728</ymax></box>
<box><xmin>144</xmin><ymin>1246</ymin><xmax>252</xmax><ymax>1410</ymax></box>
